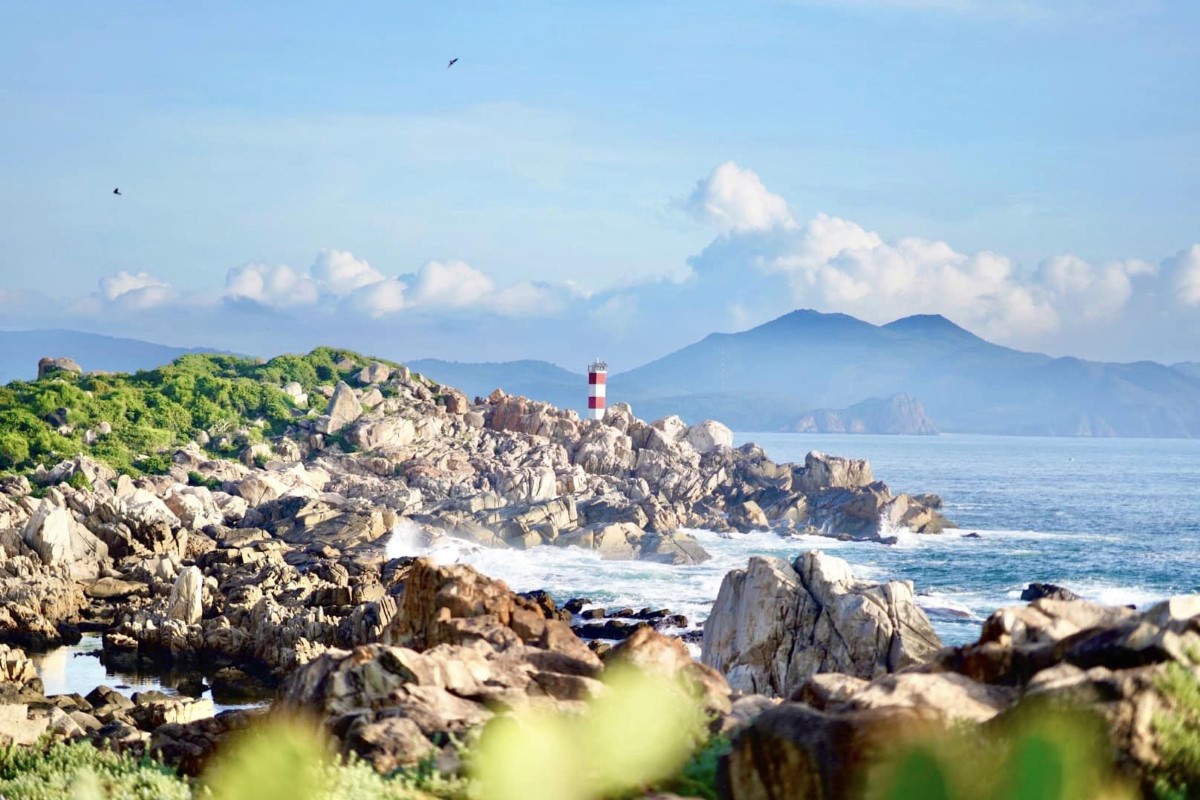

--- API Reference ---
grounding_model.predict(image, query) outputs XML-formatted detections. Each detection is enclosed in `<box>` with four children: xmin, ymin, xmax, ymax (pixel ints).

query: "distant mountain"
<box><xmin>407</xmin><ymin>359</ymin><xmax>585</xmax><ymax>411</ymax></box>
<box><xmin>0</xmin><ymin>330</ymin><xmax>215</xmax><ymax>385</ymax></box>
<box><xmin>406</xmin><ymin>310</ymin><xmax>1199</xmax><ymax>437</ymax></box>
<box><xmin>789</xmin><ymin>394</ymin><xmax>938</xmax><ymax>435</ymax></box>
<box><xmin>1173</xmin><ymin>362</ymin><xmax>1200</xmax><ymax>383</ymax></box>
<box><xmin>615</xmin><ymin>310</ymin><xmax>1200</xmax><ymax>437</ymax></box>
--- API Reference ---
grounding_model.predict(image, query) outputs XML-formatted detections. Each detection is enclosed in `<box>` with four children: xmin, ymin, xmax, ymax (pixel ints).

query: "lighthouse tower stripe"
<box><xmin>587</xmin><ymin>361</ymin><xmax>608</xmax><ymax>420</ymax></box>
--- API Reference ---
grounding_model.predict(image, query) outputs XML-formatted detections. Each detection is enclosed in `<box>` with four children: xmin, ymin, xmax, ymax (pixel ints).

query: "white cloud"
<box><xmin>407</xmin><ymin>260</ymin><xmax>495</xmax><ymax>309</ymax></box>
<box><xmin>310</xmin><ymin>249</ymin><xmax>387</xmax><ymax>294</ymax></box>
<box><xmin>350</xmin><ymin>279</ymin><xmax>408</xmax><ymax>318</ymax></box>
<box><xmin>225</xmin><ymin>263</ymin><xmax>320</xmax><ymax>307</ymax></box>
<box><xmin>684</xmin><ymin>161</ymin><xmax>795</xmax><ymax>233</ymax></box>
<box><xmin>98</xmin><ymin>271</ymin><xmax>173</xmax><ymax>309</ymax></box>
<box><xmin>1035</xmin><ymin>255</ymin><xmax>1154</xmax><ymax>323</ymax></box>
<box><xmin>491</xmin><ymin>281</ymin><xmax>571</xmax><ymax>317</ymax></box>
<box><xmin>1166</xmin><ymin>245</ymin><xmax>1200</xmax><ymax>306</ymax></box>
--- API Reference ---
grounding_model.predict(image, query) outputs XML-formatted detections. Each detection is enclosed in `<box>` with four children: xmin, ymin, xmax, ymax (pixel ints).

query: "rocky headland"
<box><xmin>1</xmin><ymin>350</ymin><xmax>1197</xmax><ymax>798</ymax></box>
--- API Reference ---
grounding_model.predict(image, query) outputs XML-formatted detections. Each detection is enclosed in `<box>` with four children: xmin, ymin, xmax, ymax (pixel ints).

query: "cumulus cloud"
<box><xmin>350</xmin><ymin>279</ymin><xmax>408</xmax><ymax>318</ymax></box>
<box><xmin>684</xmin><ymin>161</ymin><xmax>795</xmax><ymax>233</ymax></box>
<box><xmin>1166</xmin><ymin>245</ymin><xmax>1200</xmax><ymax>306</ymax></box>
<box><xmin>310</xmin><ymin>249</ymin><xmax>387</xmax><ymax>294</ymax></box>
<box><xmin>680</xmin><ymin>164</ymin><xmax>1200</xmax><ymax>350</ymax></box>
<box><xmin>406</xmin><ymin>260</ymin><xmax>495</xmax><ymax>308</ymax></box>
<box><xmin>225</xmin><ymin>263</ymin><xmax>320</xmax><ymax>307</ymax></box>
<box><xmin>98</xmin><ymin>271</ymin><xmax>173</xmax><ymax>309</ymax></box>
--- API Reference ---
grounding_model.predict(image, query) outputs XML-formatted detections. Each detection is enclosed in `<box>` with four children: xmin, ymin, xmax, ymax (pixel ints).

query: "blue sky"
<box><xmin>1</xmin><ymin>1</ymin><xmax>1198</xmax><ymax>366</ymax></box>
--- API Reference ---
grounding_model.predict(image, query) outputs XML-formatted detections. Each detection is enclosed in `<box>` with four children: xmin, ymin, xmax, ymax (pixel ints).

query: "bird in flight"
<box><xmin>113</xmin><ymin>188</ymin><xmax>121</xmax><ymax>196</ymax></box>
<box><xmin>447</xmin><ymin>58</ymin><xmax>458</xmax><ymax>68</ymax></box>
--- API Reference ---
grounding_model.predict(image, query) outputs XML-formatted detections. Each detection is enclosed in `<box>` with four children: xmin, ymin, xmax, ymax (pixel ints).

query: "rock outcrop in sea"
<box><xmin>701</xmin><ymin>551</ymin><xmax>942</xmax><ymax>697</ymax></box>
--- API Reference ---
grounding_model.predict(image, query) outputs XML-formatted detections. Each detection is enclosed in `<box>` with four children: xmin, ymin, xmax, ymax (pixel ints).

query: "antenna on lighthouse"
<box><xmin>587</xmin><ymin>359</ymin><xmax>608</xmax><ymax>420</ymax></box>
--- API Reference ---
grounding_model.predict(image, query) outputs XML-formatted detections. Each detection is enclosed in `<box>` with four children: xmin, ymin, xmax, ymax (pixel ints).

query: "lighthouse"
<box><xmin>587</xmin><ymin>360</ymin><xmax>607</xmax><ymax>420</ymax></box>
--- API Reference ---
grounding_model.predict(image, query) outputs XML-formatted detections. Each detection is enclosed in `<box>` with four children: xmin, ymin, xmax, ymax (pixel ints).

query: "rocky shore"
<box><xmin>2</xmin><ymin>355</ymin><xmax>1197</xmax><ymax>797</ymax></box>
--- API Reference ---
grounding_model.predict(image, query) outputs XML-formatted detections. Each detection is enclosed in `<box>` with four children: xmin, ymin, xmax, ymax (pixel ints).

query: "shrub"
<box><xmin>0</xmin><ymin>431</ymin><xmax>29</xmax><ymax>469</ymax></box>
<box><xmin>1153</xmin><ymin>662</ymin><xmax>1200</xmax><ymax>799</ymax></box>
<box><xmin>66</xmin><ymin>470</ymin><xmax>93</xmax><ymax>492</ymax></box>
<box><xmin>0</xmin><ymin>741</ymin><xmax>189</xmax><ymax>800</ymax></box>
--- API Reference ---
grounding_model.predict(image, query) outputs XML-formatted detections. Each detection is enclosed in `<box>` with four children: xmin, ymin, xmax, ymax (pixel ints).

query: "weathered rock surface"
<box><xmin>37</xmin><ymin>356</ymin><xmax>82</xmax><ymax>379</ymax></box>
<box><xmin>721</xmin><ymin>594</ymin><xmax>1200</xmax><ymax>799</ymax></box>
<box><xmin>702</xmin><ymin>551</ymin><xmax>941</xmax><ymax>697</ymax></box>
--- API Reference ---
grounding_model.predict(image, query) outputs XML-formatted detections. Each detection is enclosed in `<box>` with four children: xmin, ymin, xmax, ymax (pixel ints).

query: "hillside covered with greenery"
<box><xmin>0</xmin><ymin>347</ymin><xmax>402</xmax><ymax>476</ymax></box>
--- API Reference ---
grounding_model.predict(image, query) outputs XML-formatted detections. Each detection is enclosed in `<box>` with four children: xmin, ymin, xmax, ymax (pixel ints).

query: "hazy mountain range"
<box><xmin>0</xmin><ymin>330</ymin><xmax>214</xmax><ymax>385</ymax></box>
<box><xmin>5</xmin><ymin>311</ymin><xmax>1199</xmax><ymax>437</ymax></box>
<box><xmin>414</xmin><ymin>311</ymin><xmax>1200</xmax><ymax>437</ymax></box>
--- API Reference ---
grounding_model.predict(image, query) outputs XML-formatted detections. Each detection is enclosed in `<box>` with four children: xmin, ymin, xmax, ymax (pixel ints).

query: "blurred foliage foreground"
<box><xmin>6</xmin><ymin>661</ymin><xmax>1199</xmax><ymax>800</ymax></box>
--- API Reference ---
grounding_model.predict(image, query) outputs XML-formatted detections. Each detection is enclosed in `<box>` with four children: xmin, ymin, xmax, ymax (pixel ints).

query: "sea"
<box><xmin>37</xmin><ymin>432</ymin><xmax>1200</xmax><ymax>704</ymax></box>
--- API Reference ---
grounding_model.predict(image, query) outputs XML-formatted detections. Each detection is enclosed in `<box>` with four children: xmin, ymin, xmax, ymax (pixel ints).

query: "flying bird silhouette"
<box><xmin>447</xmin><ymin>58</ymin><xmax>458</xmax><ymax>68</ymax></box>
<box><xmin>112</xmin><ymin>188</ymin><xmax>121</xmax><ymax>196</ymax></box>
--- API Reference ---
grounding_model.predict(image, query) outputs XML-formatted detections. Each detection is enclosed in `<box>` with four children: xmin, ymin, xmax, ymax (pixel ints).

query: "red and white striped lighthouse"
<box><xmin>587</xmin><ymin>360</ymin><xmax>607</xmax><ymax>420</ymax></box>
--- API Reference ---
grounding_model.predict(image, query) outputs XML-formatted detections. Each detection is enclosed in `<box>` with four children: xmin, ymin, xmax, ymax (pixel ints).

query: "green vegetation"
<box><xmin>1152</xmin><ymin>662</ymin><xmax>1200</xmax><ymax>799</ymax></box>
<box><xmin>0</xmin><ymin>740</ymin><xmax>189</xmax><ymax>800</ymax></box>
<box><xmin>865</xmin><ymin>700</ymin><xmax>1134</xmax><ymax>800</ymax></box>
<box><xmin>0</xmin><ymin>348</ymin><xmax>390</xmax><ymax>477</ymax></box>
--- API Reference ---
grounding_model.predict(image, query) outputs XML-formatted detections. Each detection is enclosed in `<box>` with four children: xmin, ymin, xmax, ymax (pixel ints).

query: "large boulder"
<box><xmin>686</xmin><ymin>420</ymin><xmax>733</xmax><ymax>454</ymax></box>
<box><xmin>37</xmin><ymin>357</ymin><xmax>82</xmax><ymax>380</ymax></box>
<box><xmin>701</xmin><ymin>551</ymin><xmax>941</xmax><ymax>696</ymax></box>
<box><xmin>167</xmin><ymin>566</ymin><xmax>203</xmax><ymax>625</ymax></box>
<box><xmin>280</xmin><ymin>639</ymin><xmax>602</xmax><ymax>774</ymax></box>
<box><xmin>793</xmin><ymin>451</ymin><xmax>874</xmax><ymax>493</ymax></box>
<box><xmin>23</xmin><ymin>500</ymin><xmax>108</xmax><ymax>580</ymax></box>
<box><xmin>718</xmin><ymin>702</ymin><xmax>944</xmax><ymax>800</ymax></box>
<box><xmin>346</xmin><ymin>417</ymin><xmax>416</xmax><ymax>451</ymax></box>
<box><xmin>318</xmin><ymin>381</ymin><xmax>363</xmax><ymax>434</ymax></box>
<box><xmin>555</xmin><ymin>523</ymin><xmax>711</xmax><ymax>566</ymax></box>
<box><xmin>385</xmin><ymin>558</ymin><xmax>600</xmax><ymax>668</ymax></box>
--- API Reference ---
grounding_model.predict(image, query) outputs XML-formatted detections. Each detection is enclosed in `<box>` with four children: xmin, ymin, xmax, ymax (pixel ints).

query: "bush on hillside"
<box><xmin>0</xmin><ymin>348</ymin><xmax>401</xmax><ymax>477</ymax></box>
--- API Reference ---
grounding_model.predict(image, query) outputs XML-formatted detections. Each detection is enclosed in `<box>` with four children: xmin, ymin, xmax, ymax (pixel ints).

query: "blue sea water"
<box><xmin>391</xmin><ymin>433</ymin><xmax>1200</xmax><ymax>646</ymax></box>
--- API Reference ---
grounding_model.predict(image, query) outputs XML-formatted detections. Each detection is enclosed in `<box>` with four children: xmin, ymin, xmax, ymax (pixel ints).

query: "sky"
<box><xmin>0</xmin><ymin>0</ymin><xmax>1198</xmax><ymax>368</ymax></box>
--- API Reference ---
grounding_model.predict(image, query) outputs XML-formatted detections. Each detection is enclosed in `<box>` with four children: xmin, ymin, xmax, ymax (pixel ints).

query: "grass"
<box><xmin>1153</xmin><ymin>662</ymin><xmax>1200</xmax><ymax>799</ymax></box>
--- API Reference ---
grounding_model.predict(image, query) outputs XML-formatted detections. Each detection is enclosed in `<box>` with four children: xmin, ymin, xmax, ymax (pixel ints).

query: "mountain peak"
<box><xmin>882</xmin><ymin>314</ymin><xmax>982</xmax><ymax>343</ymax></box>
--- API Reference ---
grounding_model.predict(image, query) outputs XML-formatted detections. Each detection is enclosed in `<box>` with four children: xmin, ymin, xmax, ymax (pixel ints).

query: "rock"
<box><xmin>318</xmin><ymin>381</ymin><xmax>363</xmax><ymax>434</ymax></box>
<box><xmin>150</xmin><ymin>709</ymin><xmax>263</xmax><ymax>776</ymax></box>
<box><xmin>555</xmin><ymin>523</ymin><xmax>710</xmax><ymax>565</ymax></box>
<box><xmin>718</xmin><ymin>703</ymin><xmax>945</xmax><ymax>800</ymax></box>
<box><xmin>282</xmin><ymin>382</ymin><xmax>309</xmax><ymax>408</ymax></box>
<box><xmin>1020</xmin><ymin>582</ymin><xmax>1081</xmax><ymax>602</ymax></box>
<box><xmin>357</xmin><ymin>362</ymin><xmax>392</xmax><ymax>385</ymax></box>
<box><xmin>607</xmin><ymin>627</ymin><xmax>732</xmax><ymax>716</ymax></box>
<box><xmin>85</xmin><ymin>577</ymin><xmax>149</xmax><ymax>600</ymax></box>
<box><xmin>37</xmin><ymin>357</ymin><xmax>82</xmax><ymax>379</ymax></box>
<box><xmin>728</xmin><ymin>500</ymin><xmax>769</xmax><ymax>531</ymax></box>
<box><xmin>239</xmin><ymin>443</ymin><xmax>273</xmax><ymax>467</ymax></box>
<box><xmin>167</xmin><ymin>566</ymin><xmax>203</xmax><ymax>625</ymax></box>
<box><xmin>346</xmin><ymin>417</ymin><xmax>416</xmax><ymax>452</ymax></box>
<box><xmin>686</xmin><ymin>420</ymin><xmax>733</xmax><ymax>454</ymax></box>
<box><xmin>798</xmin><ymin>671</ymin><xmax>1014</xmax><ymax>723</ymax></box>
<box><xmin>701</xmin><ymin>551</ymin><xmax>941</xmax><ymax>697</ymax></box>
<box><xmin>23</xmin><ymin>500</ymin><xmax>108</xmax><ymax>580</ymax></box>
<box><xmin>280</xmin><ymin>638</ymin><xmax>603</xmax><ymax>772</ymax></box>
<box><xmin>442</xmin><ymin>390</ymin><xmax>469</xmax><ymax>415</ymax></box>
<box><xmin>0</xmin><ymin>645</ymin><xmax>42</xmax><ymax>698</ymax></box>
<box><xmin>794</xmin><ymin>451</ymin><xmax>874</xmax><ymax>493</ymax></box>
<box><xmin>385</xmin><ymin>558</ymin><xmax>600</xmax><ymax>669</ymax></box>
<box><xmin>0</xmin><ymin>704</ymin><xmax>50</xmax><ymax>746</ymax></box>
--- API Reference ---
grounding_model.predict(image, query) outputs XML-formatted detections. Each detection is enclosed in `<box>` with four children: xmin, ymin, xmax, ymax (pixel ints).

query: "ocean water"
<box><xmin>390</xmin><ymin>433</ymin><xmax>1200</xmax><ymax>646</ymax></box>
